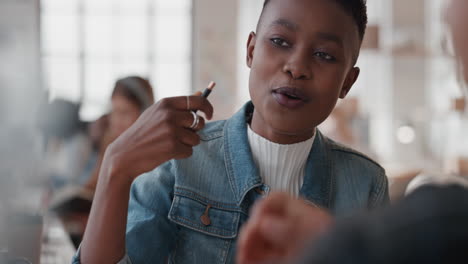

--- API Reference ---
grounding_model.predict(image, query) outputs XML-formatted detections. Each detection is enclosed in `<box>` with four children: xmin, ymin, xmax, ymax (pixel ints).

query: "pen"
<box><xmin>194</xmin><ymin>81</ymin><xmax>215</xmax><ymax>113</ymax></box>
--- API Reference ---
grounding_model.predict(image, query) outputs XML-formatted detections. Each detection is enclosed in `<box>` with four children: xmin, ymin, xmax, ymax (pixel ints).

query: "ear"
<box><xmin>246</xmin><ymin>32</ymin><xmax>257</xmax><ymax>68</ymax></box>
<box><xmin>339</xmin><ymin>67</ymin><xmax>360</xmax><ymax>99</ymax></box>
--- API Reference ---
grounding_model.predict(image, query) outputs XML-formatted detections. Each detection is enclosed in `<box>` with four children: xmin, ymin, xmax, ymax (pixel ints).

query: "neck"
<box><xmin>250</xmin><ymin>110</ymin><xmax>316</xmax><ymax>145</ymax></box>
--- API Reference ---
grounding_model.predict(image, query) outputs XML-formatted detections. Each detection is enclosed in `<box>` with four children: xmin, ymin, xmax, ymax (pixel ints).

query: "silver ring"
<box><xmin>186</xmin><ymin>96</ymin><xmax>190</xmax><ymax>110</ymax></box>
<box><xmin>190</xmin><ymin>111</ymin><xmax>199</xmax><ymax>129</ymax></box>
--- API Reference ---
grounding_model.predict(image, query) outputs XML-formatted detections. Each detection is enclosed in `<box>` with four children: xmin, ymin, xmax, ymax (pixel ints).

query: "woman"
<box><xmin>237</xmin><ymin>1</ymin><xmax>468</xmax><ymax>263</ymax></box>
<box><xmin>85</xmin><ymin>76</ymin><xmax>154</xmax><ymax>190</ymax></box>
<box><xmin>75</xmin><ymin>1</ymin><xmax>389</xmax><ymax>263</ymax></box>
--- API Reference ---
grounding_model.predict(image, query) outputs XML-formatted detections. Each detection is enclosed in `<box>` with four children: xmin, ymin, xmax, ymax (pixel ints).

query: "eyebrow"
<box><xmin>315</xmin><ymin>32</ymin><xmax>343</xmax><ymax>47</ymax></box>
<box><xmin>269</xmin><ymin>19</ymin><xmax>344</xmax><ymax>47</ymax></box>
<box><xmin>269</xmin><ymin>18</ymin><xmax>299</xmax><ymax>31</ymax></box>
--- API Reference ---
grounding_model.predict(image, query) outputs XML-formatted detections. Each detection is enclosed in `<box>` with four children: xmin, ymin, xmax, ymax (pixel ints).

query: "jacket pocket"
<box><xmin>168</xmin><ymin>189</ymin><xmax>240</xmax><ymax>239</ymax></box>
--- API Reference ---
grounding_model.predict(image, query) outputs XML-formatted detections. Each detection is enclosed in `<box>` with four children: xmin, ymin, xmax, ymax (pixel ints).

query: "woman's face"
<box><xmin>246</xmin><ymin>0</ymin><xmax>360</xmax><ymax>144</ymax></box>
<box><xmin>110</xmin><ymin>94</ymin><xmax>141</xmax><ymax>137</ymax></box>
<box><xmin>447</xmin><ymin>0</ymin><xmax>468</xmax><ymax>85</ymax></box>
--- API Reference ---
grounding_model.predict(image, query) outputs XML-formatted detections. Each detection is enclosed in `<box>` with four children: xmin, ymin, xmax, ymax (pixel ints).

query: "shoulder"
<box><xmin>198</xmin><ymin>119</ymin><xmax>226</xmax><ymax>141</ymax></box>
<box><xmin>131</xmin><ymin>162</ymin><xmax>176</xmax><ymax>200</ymax></box>
<box><xmin>326</xmin><ymin>136</ymin><xmax>385</xmax><ymax>174</ymax></box>
<box><xmin>322</xmin><ymin>136</ymin><xmax>389</xmax><ymax>206</ymax></box>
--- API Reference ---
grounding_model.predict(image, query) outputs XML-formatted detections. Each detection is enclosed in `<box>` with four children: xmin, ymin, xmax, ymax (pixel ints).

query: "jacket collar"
<box><xmin>299</xmin><ymin>131</ymin><xmax>334</xmax><ymax>209</ymax></box>
<box><xmin>224</xmin><ymin>102</ymin><xmax>334</xmax><ymax>209</ymax></box>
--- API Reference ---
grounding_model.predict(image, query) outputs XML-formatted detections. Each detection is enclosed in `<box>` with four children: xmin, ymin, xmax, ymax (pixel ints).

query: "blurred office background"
<box><xmin>0</xmin><ymin>0</ymin><xmax>467</xmax><ymax>263</ymax></box>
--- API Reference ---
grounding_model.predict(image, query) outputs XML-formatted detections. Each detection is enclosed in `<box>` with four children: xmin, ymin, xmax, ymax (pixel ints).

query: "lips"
<box><xmin>272</xmin><ymin>87</ymin><xmax>309</xmax><ymax>109</ymax></box>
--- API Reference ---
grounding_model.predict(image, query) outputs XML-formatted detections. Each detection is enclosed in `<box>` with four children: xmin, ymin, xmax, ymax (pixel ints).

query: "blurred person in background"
<box><xmin>37</xmin><ymin>99</ymin><xmax>91</xmax><ymax>190</ymax></box>
<box><xmin>37</xmin><ymin>99</ymin><xmax>106</xmax><ymax>248</ymax></box>
<box><xmin>237</xmin><ymin>0</ymin><xmax>468</xmax><ymax>263</ymax></box>
<box><xmin>49</xmin><ymin>76</ymin><xmax>154</xmax><ymax>248</ymax></box>
<box><xmin>75</xmin><ymin>113</ymin><xmax>109</xmax><ymax>186</ymax></box>
<box><xmin>84</xmin><ymin>76</ymin><xmax>154</xmax><ymax>191</ymax></box>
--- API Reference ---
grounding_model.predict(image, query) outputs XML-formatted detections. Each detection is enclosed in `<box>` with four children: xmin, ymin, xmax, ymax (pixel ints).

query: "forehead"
<box><xmin>259</xmin><ymin>0</ymin><xmax>360</xmax><ymax>47</ymax></box>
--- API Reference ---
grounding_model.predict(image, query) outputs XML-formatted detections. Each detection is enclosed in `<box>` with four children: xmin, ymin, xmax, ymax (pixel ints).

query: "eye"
<box><xmin>314</xmin><ymin>51</ymin><xmax>336</xmax><ymax>62</ymax></box>
<box><xmin>270</xmin><ymin>38</ymin><xmax>290</xmax><ymax>47</ymax></box>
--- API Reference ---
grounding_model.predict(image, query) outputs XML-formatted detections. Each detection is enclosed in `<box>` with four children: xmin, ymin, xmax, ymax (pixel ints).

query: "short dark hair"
<box><xmin>262</xmin><ymin>0</ymin><xmax>368</xmax><ymax>41</ymax></box>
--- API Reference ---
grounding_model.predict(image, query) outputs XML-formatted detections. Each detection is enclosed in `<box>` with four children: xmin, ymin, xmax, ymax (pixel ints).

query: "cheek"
<box><xmin>249</xmin><ymin>59</ymin><xmax>276</xmax><ymax>100</ymax></box>
<box><xmin>249</xmin><ymin>48</ymin><xmax>284</xmax><ymax>96</ymax></box>
<box><xmin>309</xmin><ymin>70</ymin><xmax>347</xmax><ymax>120</ymax></box>
<box><xmin>314</xmin><ymin>68</ymin><xmax>347</xmax><ymax>97</ymax></box>
<box><xmin>251</xmin><ymin>43</ymin><xmax>283</xmax><ymax>77</ymax></box>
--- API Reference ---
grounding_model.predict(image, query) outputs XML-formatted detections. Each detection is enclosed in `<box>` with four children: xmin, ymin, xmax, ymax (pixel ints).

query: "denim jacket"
<box><xmin>72</xmin><ymin>102</ymin><xmax>389</xmax><ymax>264</ymax></box>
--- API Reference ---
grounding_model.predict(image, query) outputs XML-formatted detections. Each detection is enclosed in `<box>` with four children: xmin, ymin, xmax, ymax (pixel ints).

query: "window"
<box><xmin>41</xmin><ymin>0</ymin><xmax>192</xmax><ymax>121</ymax></box>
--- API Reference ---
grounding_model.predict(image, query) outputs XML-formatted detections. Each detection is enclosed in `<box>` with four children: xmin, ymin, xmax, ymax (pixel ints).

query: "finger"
<box><xmin>250</xmin><ymin>192</ymin><xmax>291</xmax><ymax>219</ymax></box>
<box><xmin>160</xmin><ymin>96</ymin><xmax>214</xmax><ymax>119</ymax></box>
<box><xmin>190</xmin><ymin>91</ymin><xmax>211</xmax><ymax>120</ymax></box>
<box><xmin>172</xmin><ymin>141</ymin><xmax>194</xmax><ymax>160</ymax></box>
<box><xmin>237</xmin><ymin>222</ymin><xmax>254</xmax><ymax>263</ymax></box>
<box><xmin>176</xmin><ymin>128</ymin><xmax>201</xmax><ymax>147</ymax></box>
<box><xmin>175</xmin><ymin>111</ymin><xmax>206</xmax><ymax>131</ymax></box>
<box><xmin>247</xmin><ymin>205</ymin><xmax>292</xmax><ymax>252</ymax></box>
<box><xmin>186</xmin><ymin>96</ymin><xmax>214</xmax><ymax>119</ymax></box>
<box><xmin>258</xmin><ymin>215</ymin><xmax>292</xmax><ymax>249</ymax></box>
<box><xmin>237</xmin><ymin>220</ymin><xmax>272</xmax><ymax>264</ymax></box>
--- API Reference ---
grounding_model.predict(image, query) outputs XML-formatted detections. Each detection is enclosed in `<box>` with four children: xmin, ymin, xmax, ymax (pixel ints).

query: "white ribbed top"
<box><xmin>247</xmin><ymin>126</ymin><xmax>316</xmax><ymax>196</ymax></box>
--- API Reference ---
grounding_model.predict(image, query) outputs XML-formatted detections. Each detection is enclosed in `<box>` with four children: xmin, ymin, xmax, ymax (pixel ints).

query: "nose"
<box><xmin>282</xmin><ymin>49</ymin><xmax>312</xmax><ymax>80</ymax></box>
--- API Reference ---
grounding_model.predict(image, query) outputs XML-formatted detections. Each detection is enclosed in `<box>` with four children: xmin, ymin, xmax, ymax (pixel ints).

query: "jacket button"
<box><xmin>200</xmin><ymin>204</ymin><xmax>212</xmax><ymax>226</ymax></box>
<box><xmin>255</xmin><ymin>187</ymin><xmax>265</xmax><ymax>195</ymax></box>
